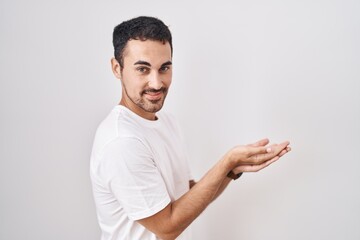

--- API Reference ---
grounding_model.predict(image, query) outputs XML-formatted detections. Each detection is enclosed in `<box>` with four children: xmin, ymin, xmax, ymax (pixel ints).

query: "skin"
<box><xmin>111</xmin><ymin>39</ymin><xmax>291</xmax><ymax>240</ymax></box>
<box><xmin>111</xmin><ymin>39</ymin><xmax>172</xmax><ymax>120</ymax></box>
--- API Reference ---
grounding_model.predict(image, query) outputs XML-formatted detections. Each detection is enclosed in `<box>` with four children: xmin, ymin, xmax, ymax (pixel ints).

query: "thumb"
<box><xmin>248</xmin><ymin>138</ymin><xmax>269</xmax><ymax>147</ymax></box>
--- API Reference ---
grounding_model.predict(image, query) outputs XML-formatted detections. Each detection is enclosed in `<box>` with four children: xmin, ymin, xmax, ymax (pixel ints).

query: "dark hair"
<box><xmin>113</xmin><ymin>16</ymin><xmax>173</xmax><ymax>68</ymax></box>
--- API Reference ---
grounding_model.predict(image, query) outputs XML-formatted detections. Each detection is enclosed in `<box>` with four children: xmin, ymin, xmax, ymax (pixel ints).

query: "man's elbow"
<box><xmin>153</xmin><ymin>218</ymin><xmax>185</xmax><ymax>240</ymax></box>
<box><xmin>156</xmin><ymin>228</ymin><xmax>182</xmax><ymax>240</ymax></box>
<box><xmin>137</xmin><ymin>203</ymin><xmax>186</xmax><ymax>239</ymax></box>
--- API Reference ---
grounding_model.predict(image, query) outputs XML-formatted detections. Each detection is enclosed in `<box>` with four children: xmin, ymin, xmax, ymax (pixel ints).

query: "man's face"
<box><xmin>115</xmin><ymin>39</ymin><xmax>172</xmax><ymax>119</ymax></box>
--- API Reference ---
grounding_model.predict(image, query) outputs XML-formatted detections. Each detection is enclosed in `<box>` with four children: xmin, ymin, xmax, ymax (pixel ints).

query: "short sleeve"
<box><xmin>100</xmin><ymin>137</ymin><xmax>171</xmax><ymax>220</ymax></box>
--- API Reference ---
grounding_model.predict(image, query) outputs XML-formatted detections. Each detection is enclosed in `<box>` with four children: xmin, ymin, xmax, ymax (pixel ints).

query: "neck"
<box><xmin>119</xmin><ymin>98</ymin><xmax>157</xmax><ymax>121</ymax></box>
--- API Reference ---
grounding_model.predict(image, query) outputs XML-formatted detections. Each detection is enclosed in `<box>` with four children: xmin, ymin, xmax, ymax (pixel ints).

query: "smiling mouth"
<box><xmin>144</xmin><ymin>91</ymin><xmax>163</xmax><ymax>101</ymax></box>
<box><xmin>142</xmin><ymin>88</ymin><xmax>166</xmax><ymax>101</ymax></box>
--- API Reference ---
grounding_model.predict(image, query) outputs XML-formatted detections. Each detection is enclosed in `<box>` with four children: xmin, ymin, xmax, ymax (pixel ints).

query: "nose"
<box><xmin>148</xmin><ymin>72</ymin><xmax>163</xmax><ymax>90</ymax></box>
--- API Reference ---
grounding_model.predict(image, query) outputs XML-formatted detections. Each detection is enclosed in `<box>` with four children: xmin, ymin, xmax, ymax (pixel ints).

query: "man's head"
<box><xmin>113</xmin><ymin>16</ymin><xmax>173</xmax><ymax>69</ymax></box>
<box><xmin>111</xmin><ymin>16</ymin><xmax>173</xmax><ymax>120</ymax></box>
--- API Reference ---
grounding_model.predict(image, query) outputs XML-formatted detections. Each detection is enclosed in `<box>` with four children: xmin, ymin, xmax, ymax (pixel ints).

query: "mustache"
<box><xmin>141</xmin><ymin>87</ymin><xmax>167</xmax><ymax>95</ymax></box>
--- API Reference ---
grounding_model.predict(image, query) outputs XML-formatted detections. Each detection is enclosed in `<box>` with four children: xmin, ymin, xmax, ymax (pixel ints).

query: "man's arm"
<box><xmin>138</xmin><ymin>139</ymin><xmax>290</xmax><ymax>240</ymax></box>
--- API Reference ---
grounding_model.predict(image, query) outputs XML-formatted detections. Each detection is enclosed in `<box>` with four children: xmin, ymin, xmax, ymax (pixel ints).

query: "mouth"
<box><xmin>142</xmin><ymin>88</ymin><xmax>166</xmax><ymax>101</ymax></box>
<box><xmin>144</xmin><ymin>91</ymin><xmax>163</xmax><ymax>101</ymax></box>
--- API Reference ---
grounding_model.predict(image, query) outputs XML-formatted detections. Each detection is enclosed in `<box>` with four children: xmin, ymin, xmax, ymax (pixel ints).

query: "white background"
<box><xmin>1</xmin><ymin>0</ymin><xmax>359</xmax><ymax>239</ymax></box>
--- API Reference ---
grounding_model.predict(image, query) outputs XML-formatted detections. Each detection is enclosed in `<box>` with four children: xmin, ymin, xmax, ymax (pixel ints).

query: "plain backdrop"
<box><xmin>1</xmin><ymin>0</ymin><xmax>359</xmax><ymax>239</ymax></box>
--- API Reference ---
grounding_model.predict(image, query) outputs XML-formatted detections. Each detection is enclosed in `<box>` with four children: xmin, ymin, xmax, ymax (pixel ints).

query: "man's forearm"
<box><xmin>189</xmin><ymin>170</ymin><xmax>233</xmax><ymax>202</ymax></box>
<box><xmin>165</xmin><ymin>157</ymin><xmax>231</xmax><ymax>238</ymax></box>
<box><xmin>138</xmin><ymin>155</ymin><xmax>232</xmax><ymax>240</ymax></box>
<box><xmin>211</xmin><ymin>175</ymin><xmax>232</xmax><ymax>202</ymax></box>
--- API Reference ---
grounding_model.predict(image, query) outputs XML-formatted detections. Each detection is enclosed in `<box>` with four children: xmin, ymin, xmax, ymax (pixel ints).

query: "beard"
<box><xmin>123</xmin><ymin>86</ymin><xmax>168</xmax><ymax>113</ymax></box>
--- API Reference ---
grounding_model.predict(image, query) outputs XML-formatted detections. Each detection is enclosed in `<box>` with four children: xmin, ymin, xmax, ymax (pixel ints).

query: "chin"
<box><xmin>142</xmin><ymin>98</ymin><xmax>165</xmax><ymax>113</ymax></box>
<box><xmin>144</xmin><ymin>104</ymin><xmax>163</xmax><ymax>113</ymax></box>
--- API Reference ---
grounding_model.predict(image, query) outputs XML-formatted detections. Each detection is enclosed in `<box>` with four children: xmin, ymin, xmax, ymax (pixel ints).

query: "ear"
<box><xmin>111</xmin><ymin>58</ymin><xmax>122</xmax><ymax>79</ymax></box>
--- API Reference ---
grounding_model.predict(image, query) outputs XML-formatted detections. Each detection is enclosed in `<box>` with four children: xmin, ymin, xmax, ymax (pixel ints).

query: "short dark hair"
<box><xmin>113</xmin><ymin>16</ymin><xmax>173</xmax><ymax>68</ymax></box>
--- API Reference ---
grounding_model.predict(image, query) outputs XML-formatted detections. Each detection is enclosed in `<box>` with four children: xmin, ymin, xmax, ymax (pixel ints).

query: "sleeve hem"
<box><xmin>128</xmin><ymin>197</ymin><xmax>171</xmax><ymax>221</ymax></box>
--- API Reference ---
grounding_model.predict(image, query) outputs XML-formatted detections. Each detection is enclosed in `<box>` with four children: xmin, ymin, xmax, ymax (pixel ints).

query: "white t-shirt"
<box><xmin>90</xmin><ymin>105</ymin><xmax>192</xmax><ymax>240</ymax></box>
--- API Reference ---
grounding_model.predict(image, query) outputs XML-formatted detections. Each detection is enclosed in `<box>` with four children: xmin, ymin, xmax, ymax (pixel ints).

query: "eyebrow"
<box><xmin>133</xmin><ymin>60</ymin><xmax>172</xmax><ymax>67</ymax></box>
<box><xmin>161</xmin><ymin>61</ymin><xmax>172</xmax><ymax>67</ymax></box>
<box><xmin>134</xmin><ymin>60</ymin><xmax>151</xmax><ymax>66</ymax></box>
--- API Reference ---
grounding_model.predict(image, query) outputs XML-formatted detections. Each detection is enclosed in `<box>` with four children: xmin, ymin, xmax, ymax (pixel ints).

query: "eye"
<box><xmin>159</xmin><ymin>66</ymin><xmax>170</xmax><ymax>73</ymax></box>
<box><xmin>136</xmin><ymin>67</ymin><xmax>149</xmax><ymax>73</ymax></box>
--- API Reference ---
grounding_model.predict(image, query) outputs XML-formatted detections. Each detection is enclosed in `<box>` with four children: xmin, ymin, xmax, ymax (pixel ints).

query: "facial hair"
<box><xmin>123</xmin><ymin>85</ymin><xmax>168</xmax><ymax>113</ymax></box>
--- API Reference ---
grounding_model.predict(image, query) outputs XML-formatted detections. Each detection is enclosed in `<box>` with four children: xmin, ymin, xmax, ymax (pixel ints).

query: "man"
<box><xmin>90</xmin><ymin>16</ymin><xmax>291</xmax><ymax>240</ymax></box>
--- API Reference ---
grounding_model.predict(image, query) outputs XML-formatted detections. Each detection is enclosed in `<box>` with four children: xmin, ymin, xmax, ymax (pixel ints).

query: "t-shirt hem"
<box><xmin>128</xmin><ymin>197</ymin><xmax>171</xmax><ymax>221</ymax></box>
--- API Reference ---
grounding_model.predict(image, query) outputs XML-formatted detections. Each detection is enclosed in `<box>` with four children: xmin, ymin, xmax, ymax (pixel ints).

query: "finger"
<box><xmin>269</xmin><ymin>141</ymin><xmax>290</xmax><ymax>155</ymax></box>
<box><xmin>248</xmin><ymin>142</ymin><xmax>289</xmax><ymax>164</ymax></box>
<box><xmin>247</xmin><ymin>138</ymin><xmax>269</xmax><ymax>147</ymax></box>
<box><xmin>235</xmin><ymin>156</ymin><xmax>280</xmax><ymax>172</ymax></box>
<box><xmin>278</xmin><ymin>146</ymin><xmax>291</xmax><ymax>157</ymax></box>
<box><xmin>278</xmin><ymin>149</ymin><xmax>287</xmax><ymax>157</ymax></box>
<box><xmin>252</xmin><ymin>156</ymin><xmax>279</xmax><ymax>171</ymax></box>
<box><xmin>246</xmin><ymin>143</ymin><xmax>277</xmax><ymax>163</ymax></box>
<box><xmin>246</xmin><ymin>145</ymin><xmax>272</xmax><ymax>157</ymax></box>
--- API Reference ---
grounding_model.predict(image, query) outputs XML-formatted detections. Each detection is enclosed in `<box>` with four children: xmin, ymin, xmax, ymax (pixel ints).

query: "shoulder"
<box><xmin>91</xmin><ymin>106</ymin><xmax>148</xmax><ymax>157</ymax></box>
